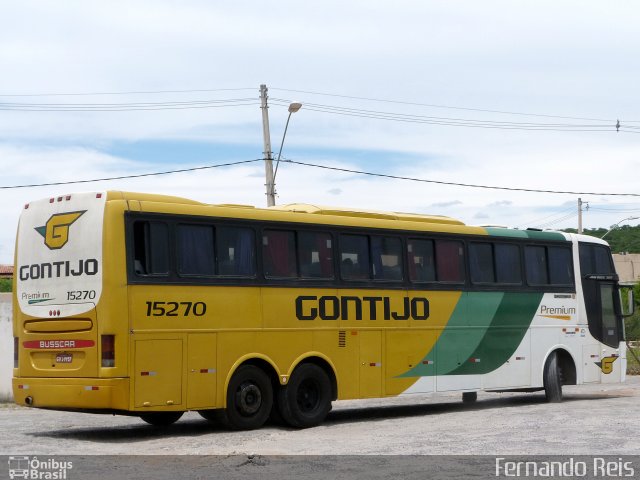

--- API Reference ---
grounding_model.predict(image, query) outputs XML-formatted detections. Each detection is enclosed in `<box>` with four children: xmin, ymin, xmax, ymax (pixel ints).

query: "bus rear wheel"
<box><xmin>222</xmin><ymin>365</ymin><xmax>273</xmax><ymax>430</ymax></box>
<box><xmin>140</xmin><ymin>412</ymin><xmax>183</xmax><ymax>426</ymax></box>
<box><xmin>543</xmin><ymin>351</ymin><xmax>563</xmax><ymax>403</ymax></box>
<box><xmin>278</xmin><ymin>363</ymin><xmax>332</xmax><ymax>429</ymax></box>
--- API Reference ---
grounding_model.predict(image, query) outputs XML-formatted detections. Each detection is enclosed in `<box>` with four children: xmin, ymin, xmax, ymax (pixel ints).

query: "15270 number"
<box><xmin>145</xmin><ymin>301</ymin><xmax>207</xmax><ymax>317</ymax></box>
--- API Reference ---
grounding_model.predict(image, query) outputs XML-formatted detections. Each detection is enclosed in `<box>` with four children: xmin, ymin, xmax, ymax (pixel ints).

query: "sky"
<box><xmin>1</xmin><ymin>0</ymin><xmax>639</xmax><ymax>263</ymax></box>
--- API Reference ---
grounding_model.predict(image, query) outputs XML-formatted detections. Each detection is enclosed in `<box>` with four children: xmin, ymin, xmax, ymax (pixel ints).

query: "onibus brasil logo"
<box><xmin>35</xmin><ymin>211</ymin><xmax>85</xmax><ymax>250</ymax></box>
<box><xmin>8</xmin><ymin>456</ymin><xmax>73</xmax><ymax>479</ymax></box>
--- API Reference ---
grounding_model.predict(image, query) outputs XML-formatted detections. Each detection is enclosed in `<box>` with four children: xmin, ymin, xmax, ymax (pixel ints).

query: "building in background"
<box><xmin>0</xmin><ymin>265</ymin><xmax>13</xmax><ymax>280</ymax></box>
<box><xmin>613</xmin><ymin>253</ymin><xmax>640</xmax><ymax>284</ymax></box>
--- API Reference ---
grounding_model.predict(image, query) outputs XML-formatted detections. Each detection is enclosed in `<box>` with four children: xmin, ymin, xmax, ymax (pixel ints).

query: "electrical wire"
<box><xmin>0</xmin><ymin>98</ymin><xmax>259</xmax><ymax>112</ymax></box>
<box><xmin>0</xmin><ymin>159</ymin><xmax>262</xmax><ymax>190</ymax></box>
<box><xmin>271</xmin><ymin>87</ymin><xmax>618</xmax><ymax>123</ymax></box>
<box><xmin>270</xmin><ymin>98</ymin><xmax>619</xmax><ymax>132</ymax></box>
<box><xmin>0</xmin><ymin>87</ymin><xmax>256</xmax><ymax>97</ymax></box>
<box><xmin>280</xmin><ymin>159</ymin><xmax>640</xmax><ymax>197</ymax></box>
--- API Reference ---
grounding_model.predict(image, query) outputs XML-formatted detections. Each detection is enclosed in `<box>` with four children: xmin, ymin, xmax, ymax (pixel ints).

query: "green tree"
<box><xmin>0</xmin><ymin>278</ymin><xmax>11</xmax><ymax>292</ymax></box>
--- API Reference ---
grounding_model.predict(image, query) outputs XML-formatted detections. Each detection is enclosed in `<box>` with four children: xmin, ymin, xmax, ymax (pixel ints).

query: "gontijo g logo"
<box><xmin>35</xmin><ymin>211</ymin><xmax>85</xmax><ymax>250</ymax></box>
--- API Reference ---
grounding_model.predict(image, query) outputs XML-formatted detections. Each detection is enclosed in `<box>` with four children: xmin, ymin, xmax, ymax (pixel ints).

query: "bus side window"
<box><xmin>495</xmin><ymin>244</ymin><xmax>522</xmax><ymax>284</ymax></box>
<box><xmin>525</xmin><ymin>245</ymin><xmax>548</xmax><ymax>285</ymax></box>
<box><xmin>133</xmin><ymin>221</ymin><xmax>169</xmax><ymax>276</ymax></box>
<box><xmin>435</xmin><ymin>240</ymin><xmax>465</xmax><ymax>283</ymax></box>
<box><xmin>548</xmin><ymin>246</ymin><xmax>573</xmax><ymax>285</ymax></box>
<box><xmin>177</xmin><ymin>224</ymin><xmax>215</xmax><ymax>276</ymax></box>
<box><xmin>263</xmin><ymin>230</ymin><xmax>297</xmax><ymax>278</ymax></box>
<box><xmin>217</xmin><ymin>226</ymin><xmax>256</xmax><ymax>276</ymax></box>
<box><xmin>407</xmin><ymin>239</ymin><xmax>436</xmax><ymax>282</ymax></box>
<box><xmin>371</xmin><ymin>236</ymin><xmax>403</xmax><ymax>281</ymax></box>
<box><xmin>340</xmin><ymin>234</ymin><xmax>370</xmax><ymax>280</ymax></box>
<box><xmin>298</xmin><ymin>231</ymin><xmax>334</xmax><ymax>279</ymax></box>
<box><xmin>469</xmin><ymin>242</ymin><xmax>495</xmax><ymax>283</ymax></box>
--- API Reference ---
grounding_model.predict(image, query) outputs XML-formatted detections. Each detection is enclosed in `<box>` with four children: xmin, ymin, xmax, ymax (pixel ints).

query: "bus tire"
<box><xmin>140</xmin><ymin>411</ymin><xmax>183</xmax><ymax>426</ymax></box>
<box><xmin>222</xmin><ymin>365</ymin><xmax>273</xmax><ymax>430</ymax></box>
<box><xmin>462</xmin><ymin>391</ymin><xmax>477</xmax><ymax>403</ymax></box>
<box><xmin>543</xmin><ymin>351</ymin><xmax>563</xmax><ymax>403</ymax></box>
<box><xmin>278</xmin><ymin>363</ymin><xmax>332</xmax><ymax>429</ymax></box>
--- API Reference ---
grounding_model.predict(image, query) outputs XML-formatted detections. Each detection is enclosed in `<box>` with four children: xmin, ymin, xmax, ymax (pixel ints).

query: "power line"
<box><xmin>281</xmin><ymin>159</ymin><xmax>640</xmax><ymax>197</ymax></box>
<box><xmin>0</xmin><ymin>98</ymin><xmax>259</xmax><ymax>112</ymax></box>
<box><xmin>0</xmin><ymin>87</ymin><xmax>256</xmax><ymax>97</ymax></box>
<box><xmin>271</xmin><ymin>87</ymin><xmax>620</xmax><ymax>123</ymax></box>
<box><xmin>270</xmin><ymin>98</ymin><xmax>621</xmax><ymax>132</ymax></box>
<box><xmin>0</xmin><ymin>159</ymin><xmax>262</xmax><ymax>190</ymax></box>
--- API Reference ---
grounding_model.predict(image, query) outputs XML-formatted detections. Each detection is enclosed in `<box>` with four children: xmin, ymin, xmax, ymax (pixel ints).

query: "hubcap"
<box><xmin>297</xmin><ymin>379</ymin><xmax>320</xmax><ymax>413</ymax></box>
<box><xmin>236</xmin><ymin>382</ymin><xmax>262</xmax><ymax>416</ymax></box>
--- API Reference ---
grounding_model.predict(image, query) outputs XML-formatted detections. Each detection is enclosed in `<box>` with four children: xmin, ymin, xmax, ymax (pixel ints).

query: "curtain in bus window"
<box><xmin>371</xmin><ymin>236</ymin><xmax>402</xmax><ymax>280</ymax></box>
<box><xmin>407</xmin><ymin>239</ymin><xmax>436</xmax><ymax>282</ymax></box>
<box><xmin>340</xmin><ymin>234</ymin><xmax>369</xmax><ymax>280</ymax></box>
<box><xmin>495</xmin><ymin>244</ymin><xmax>522</xmax><ymax>284</ymax></box>
<box><xmin>548</xmin><ymin>247</ymin><xmax>573</xmax><ymax>285</ymax></box>
<box><xmin>263</xmin><ymin>230</ymin><xmax>297</xmax><ymax>278</ymax></box>
<box><xmin>177</xmin><ymin>224</ymin><xmax>215</xmax><ymax>276</ymax></box>
<box><xmin>435</xmin><ymin>240</ymin><xmax>465</xmax><ymax>283</ymax></box>
<box><xmin>134</xmin><ymin>221</ymin><xmax>169</xmax><ymax>275</ymax></box>
<box><xmin>469</xmin><ymin>243</ymin><xmax>495</xmax><ymax>283</ymax></box>
<box><xmin>217</xmin><ymin>227</ymin><xmax>255</xmax><ymax>276</ymax></box>
<box><xmin>299</xmin><ymin>232</ymin><xmax>333</xmax><ymax>278</ymax></box>
<box><xmin>525</xmin><ymin>246</ymin><xmax>548</xmax><ymax>285</ymax></box>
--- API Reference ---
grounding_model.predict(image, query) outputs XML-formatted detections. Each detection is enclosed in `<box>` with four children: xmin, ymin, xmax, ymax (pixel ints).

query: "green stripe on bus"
<box><xmin>485</xmin><ymin>227</ymin><xmax>566</xmax><ymax>241</ymax></box>
<box><xmin>398</xmin><ymin>292</ymin><xmax>503</xmax><ymax>378</ymax></box>
<box><xmin>448</xmin><ymin>292</ymin><xmax>543</xmax><ymax>375</ymax></box>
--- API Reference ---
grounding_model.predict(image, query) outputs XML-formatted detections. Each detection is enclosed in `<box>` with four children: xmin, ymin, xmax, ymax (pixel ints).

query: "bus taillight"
<box><xmin>101</xmin><ymin>335</ymin><xmax>115</xmax><ymax>368</ymax></box>
<box><xmin>14</xmin><ymin>337</ymin><xmax>18</xmax><ymax>368</ymax></box>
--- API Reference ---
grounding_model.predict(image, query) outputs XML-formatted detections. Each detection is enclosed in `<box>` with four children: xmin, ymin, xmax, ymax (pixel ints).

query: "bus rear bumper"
<box><xmin>12</xmin><ymin>377</ymin><xmax>130</xmax><ymax>411</ymax></box>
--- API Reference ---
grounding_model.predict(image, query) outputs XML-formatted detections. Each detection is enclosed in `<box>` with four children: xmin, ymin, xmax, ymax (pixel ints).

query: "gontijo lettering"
<box><xmin>296</xmin><ymin>295</ymin><xmax>429</xmax><ymax>320</ymax></box>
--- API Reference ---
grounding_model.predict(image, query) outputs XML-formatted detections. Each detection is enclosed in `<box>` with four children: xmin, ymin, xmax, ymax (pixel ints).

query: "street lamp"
<box><xmin>269</xmin><ymin>102</ymin><xmax>302</xmax><ymax>205</ymax></box>
<box><xmin>601</xmin><ymin>216</ymin><xmax>640</xmax><ymax>239</ymax></box>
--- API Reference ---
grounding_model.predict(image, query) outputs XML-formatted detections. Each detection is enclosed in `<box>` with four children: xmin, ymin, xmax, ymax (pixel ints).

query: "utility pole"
<box><xmin>260</xmin><ymin>84</ymin><xmax>275</xmax><ymax>207</ymax></box>
<box><xmin>578</xmin><ymin>198</ymin><xmax>582</xmax><ymax>234</ymax></box>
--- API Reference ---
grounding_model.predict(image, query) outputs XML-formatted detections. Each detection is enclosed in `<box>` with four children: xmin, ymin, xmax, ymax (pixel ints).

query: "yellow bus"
<box><xmin>12</xmin><ymin>191</ymin><xmax>631</xmax><ymax>429</ymax></box>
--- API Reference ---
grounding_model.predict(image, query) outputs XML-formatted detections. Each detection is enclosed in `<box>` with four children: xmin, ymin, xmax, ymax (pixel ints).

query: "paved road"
<box><xmin>1</xmin><ymin>376</ymin><xmax>639</xmax><ymax>456</ymax></box>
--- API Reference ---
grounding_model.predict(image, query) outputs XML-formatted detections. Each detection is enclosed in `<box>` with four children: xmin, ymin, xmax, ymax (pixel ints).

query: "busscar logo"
<box><xmin>595</xmin><ymin>355</ymin><xmax>618</xmax><ymax>374</ymax></box>
<box><xmin>35</xmin><ymin>211</ymin><xmax>86</xmax><ymax>250</ymax></box>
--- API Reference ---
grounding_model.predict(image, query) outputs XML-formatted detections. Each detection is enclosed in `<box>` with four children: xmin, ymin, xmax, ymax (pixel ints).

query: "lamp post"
<box><xmin>270</xmin><ymin>102</ymin><xmax>302</xmax><ymax>203</ymax></box>
<box><xmin>601</xmin><ymin>216</ymin><xmax>640</xmax><ymax>239</ymax></box>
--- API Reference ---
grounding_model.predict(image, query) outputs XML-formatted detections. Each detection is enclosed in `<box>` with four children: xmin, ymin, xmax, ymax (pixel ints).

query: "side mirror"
<box><xmin>621</xmin><ymin>286</ymin><xmax>635</xmax><ymax>317</ymax></box>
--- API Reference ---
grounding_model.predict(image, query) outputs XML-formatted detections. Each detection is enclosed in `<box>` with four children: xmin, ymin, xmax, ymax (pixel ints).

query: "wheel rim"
<box><xmin>296</xmin><ymin>378</ymin><xmax>320</xmax><ymax>413</ymax></box>
<box><xmin>236</xmin><ymin>381</ymin><xmax>262</xmax><ymax>416</ymax></box>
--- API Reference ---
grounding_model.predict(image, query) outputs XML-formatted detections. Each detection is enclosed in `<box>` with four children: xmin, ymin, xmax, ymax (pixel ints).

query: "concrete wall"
<box><xmin>613</xmin><ymin>253</ymin><xmax>640</xmax><ymax>284</ymax></box>
<box><xmin>0</xmin><ymin>293</ymin><xmax>13</xmax><ymax>402</ymax></box>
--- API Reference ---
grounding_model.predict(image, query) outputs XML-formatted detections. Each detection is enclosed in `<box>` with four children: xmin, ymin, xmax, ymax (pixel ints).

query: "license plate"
<box><xmin>55</xmin><ymin>353</ymin><xmax>73</xmax><ymax>363</ymax></box>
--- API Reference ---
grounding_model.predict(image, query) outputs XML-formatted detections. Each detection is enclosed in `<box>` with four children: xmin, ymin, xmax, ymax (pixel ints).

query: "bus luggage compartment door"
<box><xmin>134</xmin><ymin>338</ymin><xmax>183</xmax><ymax>408</ymax></box>
<box><xmin>186</xmin><ymin>333</ymin><xmax>217</xmax><ymax>409</ymax></box>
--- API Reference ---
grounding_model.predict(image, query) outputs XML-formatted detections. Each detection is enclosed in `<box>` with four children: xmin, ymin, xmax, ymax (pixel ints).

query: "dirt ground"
<box><xmin>1</xmin><ymin>376</ymin><xmax>639</xmax><ymax>456</ymax></box>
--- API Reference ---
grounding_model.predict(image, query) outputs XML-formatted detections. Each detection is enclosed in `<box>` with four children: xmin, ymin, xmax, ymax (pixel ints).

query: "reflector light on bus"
<box><xmin>14</xmin><ymin>337</ymin><xmax>18</xmax><ymax>368</ymax></box>
<box><xmin>101</xmin><ymin>335</ymin><xmax>115</xmax><ymax>368</ymax></box>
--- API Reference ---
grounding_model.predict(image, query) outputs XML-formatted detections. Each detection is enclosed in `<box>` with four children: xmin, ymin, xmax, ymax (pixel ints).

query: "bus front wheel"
<box><xmin>222</xmin><ymin>365</ymin><xmax>273</xmax><ymax>430</ymax></box>
<box><xmin>543</xmin><ymin>351</ymin><xmax>563</xmax><ymax>403</ymax></box>
<box><xmin>278</xmin><ymin>363</ymin><xmax>332</xmax><ymax>428</ymax></box>
<box><xmin>140</xmin><ymin>411</ymin><xmax>183</xmax><ymax>426</ymax></box>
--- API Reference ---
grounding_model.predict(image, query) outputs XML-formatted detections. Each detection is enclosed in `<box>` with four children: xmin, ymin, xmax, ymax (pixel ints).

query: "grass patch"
<box><xmin>0</xmin><ymin>278</ymin><xmax>11</xmax><ymax>292</ymax></box>
<box><xmin>627</xmin><ymin>345</ymin><xmax>640</xmax><ymax>375</ymax></box>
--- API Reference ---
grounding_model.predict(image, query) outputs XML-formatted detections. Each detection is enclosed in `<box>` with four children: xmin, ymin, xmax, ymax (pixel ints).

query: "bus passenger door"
<box><xmin>359</xmin><ymin>330</ymin><xmax>382</xmax><ymax>398</ymax></box>
<box><xmin>187</xmin><ymin>333</ymin><xmax>217</xmax><ymax>409</ymax></box>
